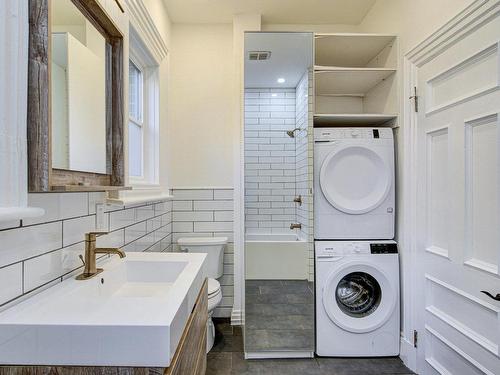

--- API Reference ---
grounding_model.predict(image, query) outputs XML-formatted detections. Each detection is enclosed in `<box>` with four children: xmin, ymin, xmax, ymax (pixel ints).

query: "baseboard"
<box><xmin>231</xmin><ymin>308</ymin><xmax>243</xmax><ymax>325</ymax></box>
<box><xmin>213</xmin><ymin>306</ymin><xmax>232</xmax><ymax>318</ymax></box>
<box><xmin>400</xmin><ymin>336</ymin><xmax>417</xmax><ymax>372</ymax></box>
<box><xmin>245</xmin><ymin>351</ymin><xmax>314</xmax><ymax>359</ymax></box>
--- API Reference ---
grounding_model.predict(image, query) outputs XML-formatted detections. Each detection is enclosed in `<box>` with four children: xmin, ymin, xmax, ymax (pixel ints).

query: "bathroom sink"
<box><xmin>0</xmin><ymin>252</ymin><xmax>207</xmax><ymax>367</ymax></box>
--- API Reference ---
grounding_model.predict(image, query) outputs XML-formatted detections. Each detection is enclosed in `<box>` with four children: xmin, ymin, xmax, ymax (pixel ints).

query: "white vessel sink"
<box><xmin>0</xmin><ymin>252</ymin><xmax>207</xmax><ymax>367</ymax></box>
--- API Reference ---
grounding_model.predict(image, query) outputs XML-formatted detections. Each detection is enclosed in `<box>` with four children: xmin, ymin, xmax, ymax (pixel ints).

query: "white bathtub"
<box><xmin>245</xmin><ymin>233</ymin><xmax>308</xmax><ymax>280</ymax></box>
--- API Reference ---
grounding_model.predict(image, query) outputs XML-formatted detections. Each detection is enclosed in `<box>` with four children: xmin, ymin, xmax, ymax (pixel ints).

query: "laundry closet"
<box><xmin>242</xmin><ymin>31</ymin><xmax>401</xmax><ymax>359</ymax></box>
<box><xmin>312</xmin><ymin>33</ymin><xmax>400</xmax><ymax>358</ymax></box>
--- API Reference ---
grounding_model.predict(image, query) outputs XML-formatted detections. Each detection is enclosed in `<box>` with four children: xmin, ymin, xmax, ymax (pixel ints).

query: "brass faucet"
<box><xmin>290</xmin><ymin>223</ymin><xmax>302</xmax><ymax>230</ymax></box>
<box><xmin>76</xmin><ymin>232</ymin><xmax>126</xmax><ymax>280</ymax></box>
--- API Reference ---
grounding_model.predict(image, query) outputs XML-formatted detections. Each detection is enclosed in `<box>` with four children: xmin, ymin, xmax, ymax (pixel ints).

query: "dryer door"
<box><xmin>322</xmin><ymin>262</ymin><xmax>397</xmax><ymax>333</ymax></box>
<box><xmin>319</xmin><ymin>144</ymin><xmax>391</xmax><ymax>214</ymax></box>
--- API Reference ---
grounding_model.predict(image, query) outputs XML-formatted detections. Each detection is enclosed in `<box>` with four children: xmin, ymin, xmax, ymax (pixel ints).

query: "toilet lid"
<box><xmin>208</xmin><ymin>278</ymin><xmax>221</xmax><ymax>296</ymax></box>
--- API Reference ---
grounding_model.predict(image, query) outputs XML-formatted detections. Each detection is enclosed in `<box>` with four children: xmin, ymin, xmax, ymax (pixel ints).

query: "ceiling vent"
<box><xmin>248</xmin><ymin>51</ymin><xmax>271</xmax><ymax>61</ymax></box>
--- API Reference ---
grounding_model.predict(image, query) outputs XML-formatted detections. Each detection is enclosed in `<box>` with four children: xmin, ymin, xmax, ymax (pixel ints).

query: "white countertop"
<box><xmin>0</xmin><ymin>252</ymin><xmax>207</xmax><ymax>367</ymax></box>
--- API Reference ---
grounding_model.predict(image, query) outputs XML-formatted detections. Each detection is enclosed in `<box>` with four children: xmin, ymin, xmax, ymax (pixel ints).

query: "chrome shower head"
<box><xmin>286</xmin><ymin>128</ymin><xmax>301</xmax><ymax>138</ymax></box>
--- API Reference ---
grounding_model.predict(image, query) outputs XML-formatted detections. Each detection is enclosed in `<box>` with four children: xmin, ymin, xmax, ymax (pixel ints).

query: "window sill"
<box><xmin>0</xmin><ymin>207</ymin><xmax>45</xmax><ymax>222</ymax></box>
<box><xmin>128</xmin><ymin>182</ymin><xmax>162</xmax><ymax>190</ymax></box>
<box><xmin>106</xmin><ymin>186</ymin><xmax>172</xmax><ymax>207</ymax></box>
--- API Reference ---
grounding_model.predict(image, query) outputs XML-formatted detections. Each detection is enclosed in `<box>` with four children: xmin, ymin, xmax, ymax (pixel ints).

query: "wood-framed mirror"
<box><xmin>28</xmin><ymin>0</ymin><xmax>125</xmax><ymax>192</ymax></box>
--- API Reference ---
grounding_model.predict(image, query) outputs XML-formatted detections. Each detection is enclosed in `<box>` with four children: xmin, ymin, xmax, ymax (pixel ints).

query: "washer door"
<box><xmin>322</xmin><ymin>262</ymin><xmax>396</xmax><ymax>333</ymax></box>
<box><xmin>319</xmin><ymin>144</ymin><xmax>391</xmax><ymax>214</ymax></box>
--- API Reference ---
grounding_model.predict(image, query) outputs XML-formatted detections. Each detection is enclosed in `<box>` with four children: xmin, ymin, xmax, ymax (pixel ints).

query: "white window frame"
<box><xmin>128</xmin><ymin>26</ymin><xmax>160</xmax><ymax>187</ymax></box>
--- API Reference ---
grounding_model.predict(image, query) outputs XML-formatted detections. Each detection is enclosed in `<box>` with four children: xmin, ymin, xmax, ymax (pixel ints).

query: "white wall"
<box><xmin>359</xmin><ymin>0</ymin><xmax>475</xmax><ymax>52</ymax></box>
<box><xmin>168</xmin><ymin>24</ymin><xmax>234</xmax><ymax>188</ymax></box>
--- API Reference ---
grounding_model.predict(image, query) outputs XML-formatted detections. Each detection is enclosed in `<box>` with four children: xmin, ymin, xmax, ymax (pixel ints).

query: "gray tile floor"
<box><xmin>207</xmin><ymin>319</ymin><xmax>415</xmax><ymax>375</ymax></box>
<box><xmin>245</xmin><ymin>279</ymin><xmax>314</xmax><ymax>352</ymax></box>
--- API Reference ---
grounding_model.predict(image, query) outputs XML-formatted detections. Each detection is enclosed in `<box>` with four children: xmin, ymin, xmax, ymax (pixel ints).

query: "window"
<box><xmin>128</xmin><ymin>27</ymin><xmax>160</xmax><ymax>185</ymax></box>
<box><xmin>128</xmin><ymin>60</ymin><xmax>143</xmax><ymax>177</ymax></box>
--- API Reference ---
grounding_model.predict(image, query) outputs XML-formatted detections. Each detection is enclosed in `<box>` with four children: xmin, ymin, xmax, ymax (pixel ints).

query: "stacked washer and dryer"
<box><xmin>314</xmin><ymin>127</ymin><xmax>400</xmax><ymax>357</ymax></box>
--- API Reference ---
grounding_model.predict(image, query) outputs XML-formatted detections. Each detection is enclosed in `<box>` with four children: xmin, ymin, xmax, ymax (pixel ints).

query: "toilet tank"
<box><xmin>177</xmin><ymin>237</ymin><xmax>228</xmax><ymax>279</ymax></box>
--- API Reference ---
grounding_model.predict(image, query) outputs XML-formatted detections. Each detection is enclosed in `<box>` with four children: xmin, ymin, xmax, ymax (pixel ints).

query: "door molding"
<box><xmin>406</xmin><ymin>0</ymin><xmax>500</xmax><ymax>66</ymax></box>
<box><xmin>402</xmin><ymin>0</ymin><xmax>500</xmax><ymax>372</ymax></box>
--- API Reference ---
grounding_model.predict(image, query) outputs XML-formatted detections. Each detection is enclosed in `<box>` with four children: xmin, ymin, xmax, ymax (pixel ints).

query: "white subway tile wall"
<box><xmin>244</xmin><ymin>88</ymin><xmax>298</xmax><ymax>235</ymax></box>
<box><xmin>244</xmin><ymin>80</ymin><xmax>314</xmax><ymax>282</ymax></box>
<box><xmin>295</xmin><ymin>70</ymin><xmax>315</xmax><ymax>282</ymax></box>
<box><xmin>0</xmin><ymin>192</ymin><xmax>173</xmax><ymax>308</ymax></box>
<box><xmin>171</xmin><ymin>188</ymin><xmax>234</xmax><ymax>318</ymax></box>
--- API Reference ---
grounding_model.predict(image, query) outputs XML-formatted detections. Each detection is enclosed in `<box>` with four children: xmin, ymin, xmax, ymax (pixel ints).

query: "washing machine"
<box><xmin>314</xmin><ymin>128</ymin><xmax>395</xmax><ymax>239</ymax></box>
<box><xmin>315</xmin><ymin>240</ymin><xmax>400</xmax><ymax>357</ymax></box>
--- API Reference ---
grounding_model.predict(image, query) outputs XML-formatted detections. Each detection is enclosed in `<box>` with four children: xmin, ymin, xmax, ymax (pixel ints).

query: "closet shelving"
<box><xmin>313</xmin><ymin>33</ymin><xmax>398</xmax><ymax>128</ymax></box>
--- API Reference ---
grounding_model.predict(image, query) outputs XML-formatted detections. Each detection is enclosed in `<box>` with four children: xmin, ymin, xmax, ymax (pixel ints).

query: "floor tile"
<box><xmin>208</xmin><ymin>315</ymin><xmax>415</xmax><ymax>375</ymax></box>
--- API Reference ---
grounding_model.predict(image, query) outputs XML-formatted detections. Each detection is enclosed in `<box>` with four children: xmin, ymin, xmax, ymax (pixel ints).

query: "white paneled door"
<box><xmin>414</xmin><ymin>9</ymin><xmax>500</xmax><ymax>375</ymax></box>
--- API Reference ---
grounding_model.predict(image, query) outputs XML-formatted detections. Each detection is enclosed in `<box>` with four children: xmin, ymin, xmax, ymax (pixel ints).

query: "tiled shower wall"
<box><xmin>0</xmin><ymin>192</ymin><xmax>172</xmax><ymax>309</ymax></box>
<box><xmin>295</xmin><ymin>70</ymin><xmax>315</xmax><ymax>281</ymax></box>
<box><xmin>244</xmin><ymin>88</ymin><xmax>298</xmax><ymax>234</ymax></box>
<box><xmin>171</xmin><ymin>188</ymin><xmax>234</xmax><ymax>318</ymax></box>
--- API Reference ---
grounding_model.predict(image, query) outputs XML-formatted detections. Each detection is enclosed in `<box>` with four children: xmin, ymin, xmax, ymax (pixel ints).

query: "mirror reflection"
<box><xmin>244</xmin><ymin>32</ymin><xmax>314</xmax><ymax>355</ymax></box>
<box><xmin>51</xmin><ymin>0</ymin><xmax>107</xmax><ymax>174</ymax></box>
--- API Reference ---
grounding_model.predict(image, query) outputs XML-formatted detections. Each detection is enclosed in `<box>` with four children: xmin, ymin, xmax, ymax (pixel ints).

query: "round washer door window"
<box><xmin>319</xmin><ymin>145</ymin><xmax>391</xmax><ymax>214</ymax></box>
<box><xmin>336</xmin><ymin>272</ymin><xmax>381</xmax><ymax>318</ymax></box>
<box><xmin>322</xmin><ymin>263</ymin><xmax>396</xmax><ymax>333</ymax></box>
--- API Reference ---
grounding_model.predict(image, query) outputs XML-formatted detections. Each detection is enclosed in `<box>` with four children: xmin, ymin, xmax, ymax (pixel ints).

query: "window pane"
<box><xmin>129</xmin><ymin>60</ymin><xmax>142</xmax><ymax>121</ymax></box>
<box><xmin>128</xmin><ymin>122</ymin><xmax>143</xmax><ymax>177</ymax></box>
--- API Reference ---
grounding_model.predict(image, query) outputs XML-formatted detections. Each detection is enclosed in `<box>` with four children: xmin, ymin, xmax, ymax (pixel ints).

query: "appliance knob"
<box><xmin>352</xmin><ymin>244</ymin><xmax>363</xmax><ymax>253</ymax></box>
<box><xmin>351</xmin><ymin>130</ymin><xmax>361</xmax><ymax>137</ymax></box>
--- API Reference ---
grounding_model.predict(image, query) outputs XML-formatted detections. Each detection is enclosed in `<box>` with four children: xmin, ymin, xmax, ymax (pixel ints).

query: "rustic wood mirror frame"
<box><xmin>28</xmin><ymin>0</ymin><xmax>124</xmax><ymax>192</ymax></box>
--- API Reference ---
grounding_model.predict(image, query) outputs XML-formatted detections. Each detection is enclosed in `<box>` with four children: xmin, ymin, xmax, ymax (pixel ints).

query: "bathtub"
<box><xmin>245</xmin><ymin>233</ymin><xmax>308</xmax><ymax>280</ymax></box>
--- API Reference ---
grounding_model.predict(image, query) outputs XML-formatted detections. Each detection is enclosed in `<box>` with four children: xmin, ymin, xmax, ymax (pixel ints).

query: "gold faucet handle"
<box><xmin>85</xmin><ymin>231</ymin><xmax>109</xmax><ymax>241</ymax></box>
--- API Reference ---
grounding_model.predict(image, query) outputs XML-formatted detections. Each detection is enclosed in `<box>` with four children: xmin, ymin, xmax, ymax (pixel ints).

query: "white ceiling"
<box><xmin>245</xmin><ymin>33</ymin><xmax>313</xmax><ymax>88</ymax></box>
<box><xmin>163</xmin><ymin>0</ymin><xmax>376</xmax><ymax>24</ymax></box>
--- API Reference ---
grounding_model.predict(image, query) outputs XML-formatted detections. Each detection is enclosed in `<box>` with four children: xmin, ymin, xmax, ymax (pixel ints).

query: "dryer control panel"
<box><xmin>314</xmin><ymin>127</ymin><xmax>393</xmax><ymax>141</ymax></box>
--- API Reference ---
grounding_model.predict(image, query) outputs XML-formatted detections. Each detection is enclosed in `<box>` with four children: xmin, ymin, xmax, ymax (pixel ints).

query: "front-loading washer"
<box><xmin>314</xmin><ymin>128</ymin><xmax>395</xmax><ymax>239</ymax></box>
<box><xmin>315</xmin><ymin>240</ymin><xmax>400</xmax><ymax>357</ymax></box>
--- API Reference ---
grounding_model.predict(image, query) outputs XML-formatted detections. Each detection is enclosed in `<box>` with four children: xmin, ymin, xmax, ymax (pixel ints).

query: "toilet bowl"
<box><xmin>177</xmin><ymin>236</ymin><xmax>228</xmax><ymax>352</ymax></box>
<box><xmin>207</xmin><ymin>278</ymin><xmax>223</xmax><ymax>350</ymax></box>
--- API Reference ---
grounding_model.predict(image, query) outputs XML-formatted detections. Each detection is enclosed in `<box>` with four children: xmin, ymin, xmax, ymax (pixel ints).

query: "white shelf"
<box><xmin>315</xmin><ymin>68</ymin><xmax>396</xmax><ymax>96</ymax></box>
<box><xmin>315</xmin><ymin>33</ymin><xmax>396</xmax><ymax>68</ymax></box>
<box><xmin>314</xmin><ymin>114</ymin><xmax>397</xmax><ymax>127</ymax></box>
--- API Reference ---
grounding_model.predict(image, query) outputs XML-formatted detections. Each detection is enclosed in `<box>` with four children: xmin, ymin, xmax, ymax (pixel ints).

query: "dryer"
<box><xmin>315</xmin><ymin>240</ymin><xmax>400</xmax><ymax>356</ymax></box>
<box><xmin>314</xmin><ymin>128</ymin><xmax>395</xmax><ymax>239</ymax></box>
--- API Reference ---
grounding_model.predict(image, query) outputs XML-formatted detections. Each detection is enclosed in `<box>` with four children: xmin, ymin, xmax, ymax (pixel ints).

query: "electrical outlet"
<box><xmin>95</xmin><ymin>203</ymin><xmax>107</xmax><ymax>231</ymax></box>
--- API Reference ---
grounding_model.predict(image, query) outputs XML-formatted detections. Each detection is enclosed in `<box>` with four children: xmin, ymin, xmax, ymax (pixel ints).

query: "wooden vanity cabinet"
<box><xmin>0</xmin><ymin>279</ymin><xmax>208</xmax><ymax>375</ymax></box>
<box><xmin>166</xmin><ymin>279</ymin><xmax>208</xmax><ymax>375</ymax></box>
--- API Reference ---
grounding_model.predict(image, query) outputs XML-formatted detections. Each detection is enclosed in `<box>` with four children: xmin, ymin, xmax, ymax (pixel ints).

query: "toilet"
<box><xmin>177</xmin><ymin>236</ymin><xmax>227</xmax><ymax>352</ymax></box>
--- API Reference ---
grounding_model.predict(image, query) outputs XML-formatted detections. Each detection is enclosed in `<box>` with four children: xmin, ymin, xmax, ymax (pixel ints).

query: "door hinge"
<box><xmin>409</xmin><ymin>86</ymin><xmax>419</xmax><ymax>112</ymax></box>
<box><xmin>413</xmin><ymin>330</ymin><xmax>418</xmax><ymax>348</ymax></box>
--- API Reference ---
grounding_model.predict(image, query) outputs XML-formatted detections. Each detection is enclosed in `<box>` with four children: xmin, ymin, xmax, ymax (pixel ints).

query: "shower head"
<box><xmin>286</xmin><ymin>128</ymin><xmax>301</xmax><ymax>138</ymax></box>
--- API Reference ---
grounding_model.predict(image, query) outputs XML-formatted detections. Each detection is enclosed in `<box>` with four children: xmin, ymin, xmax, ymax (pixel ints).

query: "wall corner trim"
<box><xmin>231</xmin><ymin>309</ymin><xmax>243</xmax><ymax>326</ymax></box>
<box><xmin>125</xmin><ymin>0</ymin><xmax>168</xmax><ymax>62</ymax></box>
<box><xmin>406</xmin><ymin>0</ymin><xmax>499</xmax><ymax>66</ymax></box>
<box><xmin>399</xmin><ymin>336</ymin><xmax>417</xmax><ymax>371</ymax></box>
